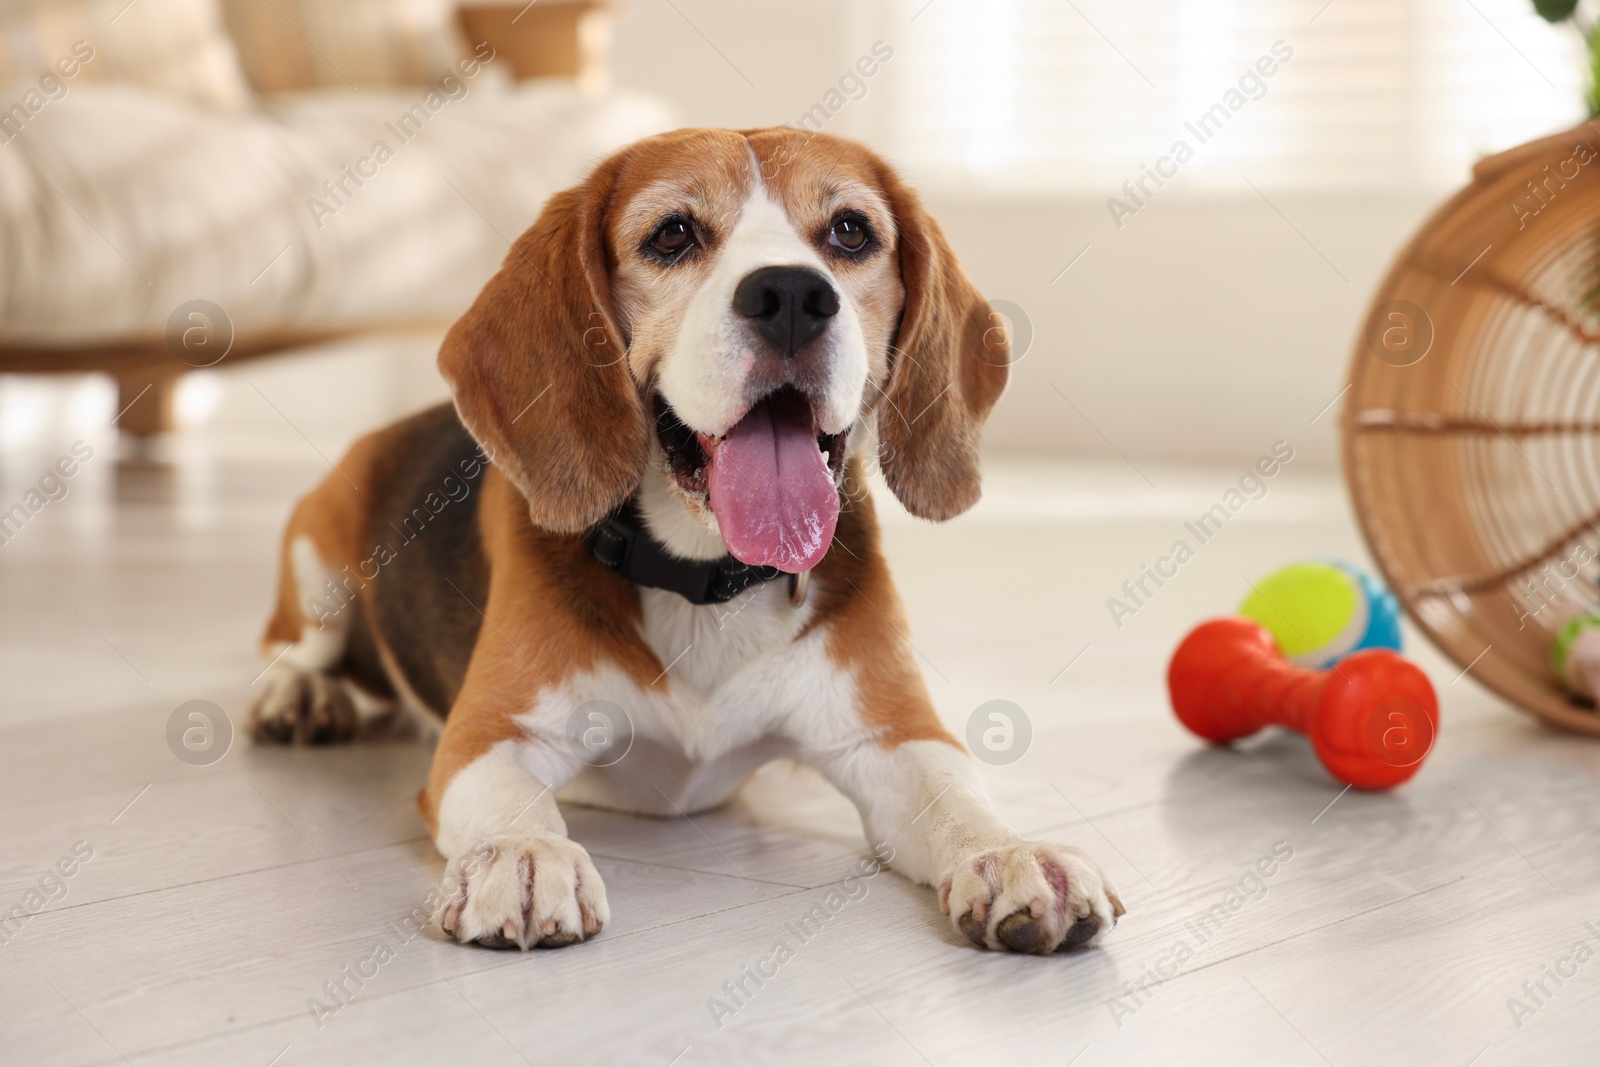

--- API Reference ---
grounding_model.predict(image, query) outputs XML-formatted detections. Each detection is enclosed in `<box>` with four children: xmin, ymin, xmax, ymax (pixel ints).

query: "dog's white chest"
<box><xmin>544</xmin><ymin>581</ymin><xmax>819</xmax><ymax>814</ymax></box>
<box><xmin>637</xmin><ymin>582</ymin><xmax>807</xmax><ymax>712</ymax></box>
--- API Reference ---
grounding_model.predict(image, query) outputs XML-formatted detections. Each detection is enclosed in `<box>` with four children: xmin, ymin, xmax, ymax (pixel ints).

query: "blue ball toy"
<box><xmin>1238</xmin><ymin>559</ymin><xmax>1402</xmax><ymax>669</ymax></box>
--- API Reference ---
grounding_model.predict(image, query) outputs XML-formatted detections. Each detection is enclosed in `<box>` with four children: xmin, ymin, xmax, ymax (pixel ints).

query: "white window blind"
<box><xmin>882</xmin><ymin>0</ymin><xmax>1587</xmax><ymax>191</ymax></box>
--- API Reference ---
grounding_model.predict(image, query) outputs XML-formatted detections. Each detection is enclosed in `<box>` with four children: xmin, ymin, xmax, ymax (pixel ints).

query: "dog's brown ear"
<box><xmin>874</xmin><ymin>170</ymin><xmax>1010</xmax><ymax>521</ymax></box>
<box><xmin>439</xmin><ymin>158</ymin><xmax>647</xmax><ymax>534</ymax></box>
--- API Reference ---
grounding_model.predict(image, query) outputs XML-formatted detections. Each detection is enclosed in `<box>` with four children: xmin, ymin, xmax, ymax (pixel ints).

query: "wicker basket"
<box><xmin>1344</xmin><ymin>123</ymin><xmax>1600</xmax><ymax>734</ymax></box>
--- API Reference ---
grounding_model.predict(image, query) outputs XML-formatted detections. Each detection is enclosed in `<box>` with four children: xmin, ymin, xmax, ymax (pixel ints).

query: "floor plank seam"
<box><xmin>12</xmin><ymin>855</ymin><xmax>374</xmax><ymax>922</ymax></box>
<box><xmin>1087</xmin><ymin>856</ymin><xmax>1540</xmax><ymax>1016</ymax></box>
<box><xmin>581</xmin><ymin>850</ymin><xmax>812</xmax><ymax>890</ymax></box>
<box><xmin>80</xmin><ymin>885</ymin><xmax>826</xmax><ymax>1061</ymax></box>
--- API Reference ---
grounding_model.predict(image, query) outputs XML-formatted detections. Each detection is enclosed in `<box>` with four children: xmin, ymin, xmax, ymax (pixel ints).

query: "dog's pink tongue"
<box><xmin>705</xmin><ymin>397</ymin><xmax>839</xmax><ymax>573</ymax></box>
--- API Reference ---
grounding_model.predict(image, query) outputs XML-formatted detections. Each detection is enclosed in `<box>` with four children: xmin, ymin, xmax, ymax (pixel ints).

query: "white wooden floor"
<box><xmin>3</xmin><ymin>412</ymin><xmax>1599</xmax><ymax>1066</ymax></box>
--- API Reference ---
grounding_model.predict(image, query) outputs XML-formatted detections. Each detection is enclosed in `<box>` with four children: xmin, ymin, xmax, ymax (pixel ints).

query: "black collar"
<box><xmin>584</xmin><ymin>504</ymin><xmax>789</xmax><ymax>606</ymax></box>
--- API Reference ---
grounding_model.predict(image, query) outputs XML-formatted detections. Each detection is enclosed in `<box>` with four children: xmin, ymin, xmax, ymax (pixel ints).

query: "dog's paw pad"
<box><xmin>956</xmin><ymin>908</ymin><xmax>989</xmax><ymax>947</ymax></box>
<box><xmin>1059</xmin><ymin>913</ymin><xmax>1103</xmax><ymax>952</ymax></box>
<box><xmin>995</xmin><ymin>910</ymin><xmax>1045</xmax><ymax>953</ymax></box>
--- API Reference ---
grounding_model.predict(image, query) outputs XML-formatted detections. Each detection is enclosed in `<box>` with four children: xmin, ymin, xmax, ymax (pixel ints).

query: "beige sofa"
<box><xmin>0</xmin><ymin>0</ymin><xmax>672</xmax><ymax>435</ymax></box>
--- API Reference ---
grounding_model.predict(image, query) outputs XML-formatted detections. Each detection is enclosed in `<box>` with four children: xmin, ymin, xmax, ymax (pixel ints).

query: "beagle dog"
<box><xmin>249</xmin><ymin>127</ymin><xmax>1123</xmax><ymax>955</ymax></box>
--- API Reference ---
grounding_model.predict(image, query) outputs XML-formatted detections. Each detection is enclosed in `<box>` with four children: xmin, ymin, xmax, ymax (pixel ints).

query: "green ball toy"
<box><xmin>1552</xmin><ymin>615</ymin><xmax>1600</xmax><ymax>700</ymax></box>
<box><xmin>1238</xmin><ymin>560</ymin><xmax>1403</xmax><ymax>669</ymax></box>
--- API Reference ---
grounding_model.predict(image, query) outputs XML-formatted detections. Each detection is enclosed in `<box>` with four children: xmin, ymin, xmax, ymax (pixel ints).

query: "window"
<box><xmin>881</xmin><ymin>0</ymin><xmax>1587</xmax><ymax>191</ymax></box>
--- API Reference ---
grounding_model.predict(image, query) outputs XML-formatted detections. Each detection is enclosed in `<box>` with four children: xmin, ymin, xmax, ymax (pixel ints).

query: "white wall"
<box><xmin>921</xmin><ymin>191</ymin><xmax>1438</xmax><ymax>468</ymax></box>
<box><xmin>607</xmin><ymin>0</ymin><xmax>1446</xmax><ymax>470</ymax></box>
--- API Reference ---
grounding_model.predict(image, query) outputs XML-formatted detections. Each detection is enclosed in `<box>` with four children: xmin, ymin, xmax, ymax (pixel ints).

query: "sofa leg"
<box><xmin>115</xmin><ymin>369</ymin><xmax>180</xmax><ymax>437</ymax></box>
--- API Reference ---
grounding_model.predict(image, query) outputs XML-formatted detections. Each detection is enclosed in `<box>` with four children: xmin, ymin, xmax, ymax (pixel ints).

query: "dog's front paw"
<box><xmin>939</xmin><ymin>841</ymin><xmax>1124</xmax><ymax>954</ymax></box>
<box><xmin>248</xmin><ymin>668</ymin><xmax>357</xmax><ymax>745</ymax></box>
<box><xmin>435</xmin><ymin>833</ymin><xmax>609</xmax><ymax>950</ymax></box>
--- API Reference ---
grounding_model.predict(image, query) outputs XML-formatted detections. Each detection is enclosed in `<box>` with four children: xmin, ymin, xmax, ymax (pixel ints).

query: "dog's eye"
<box><xmin>649</xmin><ymin>217</ymin><xmax>695</xmax><ymax>259</ymax></box>
<box><xmin>829</xmin><ymin>215</ymin><xmax>870</xmax><ymax>253</ymax></box>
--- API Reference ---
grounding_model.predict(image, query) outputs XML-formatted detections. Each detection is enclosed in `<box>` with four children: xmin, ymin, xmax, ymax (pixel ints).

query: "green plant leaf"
<box><xmin>1534</xmin><ymin>0</ymin><xmax>1581</xmax><ymax>21</ymax></box>
<box><xmin>1590</xmin><ymin>20</ymin><xmax>1600</xmax><ymax>115</ymax></box>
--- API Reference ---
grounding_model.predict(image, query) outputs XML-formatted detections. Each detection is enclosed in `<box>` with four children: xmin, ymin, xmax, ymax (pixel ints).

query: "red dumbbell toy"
<box><xmin>1168</xmin><ymin>617</ymin><xmax>1438</xmax><ymax>790</ymax></box>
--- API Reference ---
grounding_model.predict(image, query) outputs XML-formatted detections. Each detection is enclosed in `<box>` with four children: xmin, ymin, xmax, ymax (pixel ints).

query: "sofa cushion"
<box><xmin>0</xmin><ymin>0</ymin><xmax>251</xmax><ymax>109</ymax></box>
<box><xmin>221</xmin><ymin>0</ymin><xmax>477</xmax><ymax>93</ymax></box>
<box><xmin>0</xmin><ymin>81</ymin><xmax>673</xmax><ymax>345</ymax></box>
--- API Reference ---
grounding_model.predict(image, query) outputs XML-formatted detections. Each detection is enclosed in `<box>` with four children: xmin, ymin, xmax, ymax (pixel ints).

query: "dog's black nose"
<box><xmin>732</xmin><ymin>266</ymin><xmax>839</xmax><ymax>356</ymax></box>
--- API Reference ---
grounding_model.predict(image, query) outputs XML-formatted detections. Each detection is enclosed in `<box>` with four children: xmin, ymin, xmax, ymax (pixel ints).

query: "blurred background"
<box><xmin>1</xmin><ymin>0</ymin><xmax>1591</xmax><ymax>470</ymax></box>
<box><xmin>621</xmin><ymin>0</ymin><xmax>1588</xmax><ymax>466</ymax></box>
<box><xmin>0</xmin><ymin>0</ymin><xmax>1593</xmax><ymax>728</ymax></box>
<box><xmin>11</xmin><ymin>6</ymin><xmax>1600</xmax><ymax>1059</ymax></box>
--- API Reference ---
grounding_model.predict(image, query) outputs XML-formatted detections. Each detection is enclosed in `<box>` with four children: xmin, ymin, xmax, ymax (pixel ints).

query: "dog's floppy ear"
<box><xmin>874</xmin><ymin>169</ymin><xmax>1010</xmax><ymax>521</ymax></box>
<box><xmin>439</xmin><ymin>156</ymin><xmax>647</xmax><ymax>534</ymax></box>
